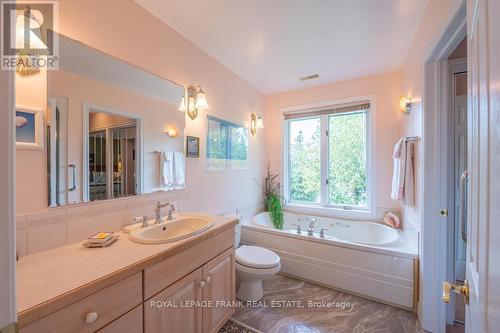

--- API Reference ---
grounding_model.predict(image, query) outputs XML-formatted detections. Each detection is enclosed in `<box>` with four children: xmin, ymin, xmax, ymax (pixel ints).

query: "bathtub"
<box><xmin>241</xmin><ymin>211</ymin><xmax>418</xmax><ymax>310</ymax></box>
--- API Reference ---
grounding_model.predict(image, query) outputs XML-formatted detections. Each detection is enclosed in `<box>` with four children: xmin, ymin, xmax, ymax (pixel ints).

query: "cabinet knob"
<box><xmin>199</xmin><ymin>280</ymin><xmax>206</xmax><ymax>288</ymax></box>
<box><xmin>85</xmin><ymin>311</ymin><xmax>98</xmax><ymax>324</ymax></box>
<box><xmin>205</xmin><ymin>276</ymin><xmax>211</xmax><ymax>284</ymax></box>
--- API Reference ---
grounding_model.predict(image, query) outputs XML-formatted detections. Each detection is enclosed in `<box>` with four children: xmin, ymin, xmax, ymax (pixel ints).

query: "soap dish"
<box><xmin>83</xmin><ymin>234</ymin><xmax>120</xmax><ymax>248</ymax></box>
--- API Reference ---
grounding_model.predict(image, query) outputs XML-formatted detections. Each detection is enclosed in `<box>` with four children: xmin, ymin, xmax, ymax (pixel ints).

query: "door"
<box><xmin>465</xmin><ymin>0</ymin><xmax>500</xmax><ymax>331</ymax></box>
<box><xmin>453</xmin><ymin>70</ymin><xmax>467</xmax><ymax>282</ymax></box>
<box><xmin>202</xmin><ymin>248</ymin><xmax>235</xmax><ymax>333</ymax></box>
<box><xmin>144</xmin><ymin>268</ymin><xmax>203</xmax><ymax>333</ymax></box>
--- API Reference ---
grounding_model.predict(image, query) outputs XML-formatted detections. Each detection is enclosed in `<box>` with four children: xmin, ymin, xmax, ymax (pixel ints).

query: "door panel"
<box><xmin>144</xmin><ymin>268</ymin><xmax>203</xmax><ymax>333</ymax></box>
<box><xmin>202</xmin><ymin>248</ymin><xmax>235</xmax><ymax>333</ymax></box>
<box><xmin>466</xmin><ymin>0</ymin><xmax>500</xmax><ymax>331</ymax></box>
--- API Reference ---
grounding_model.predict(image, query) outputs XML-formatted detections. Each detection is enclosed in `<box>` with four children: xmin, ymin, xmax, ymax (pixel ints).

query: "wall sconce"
<box><xmin>250</xmin><ymin>113</ymin><xmax>264</xmax><ymax>136</ymax></box>
<box><xmin>166</xmin><ymin>126</ymin><xmax>179</xmax><ymax>138</ymax></box>
<box><xmin>15</xmin><ymin>6</ymin><xmax>47</xmax><ymax>76</ymax></box>
<box><xmin>400</xmin><ymin>96</ymin><xmax>412</xmax><ymax>114</ymax></box>
<box><xmin>178</xmin><ymin>86</ymin><xmax>209</xmax><ymax>120</ymax></box>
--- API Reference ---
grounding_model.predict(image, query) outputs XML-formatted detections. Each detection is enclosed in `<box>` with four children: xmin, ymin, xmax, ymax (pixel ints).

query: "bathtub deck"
<box><xmin>233</xmin><ymin>274</ymin><xmax>422</xmax><ymax>333</ymax></box>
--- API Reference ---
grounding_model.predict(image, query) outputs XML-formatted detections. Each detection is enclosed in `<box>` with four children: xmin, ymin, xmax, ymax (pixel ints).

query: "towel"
<box><xmin>160</xmin><ymin>151</ymin><xmax>174</xmax><ymax>187</ymax></box>
<box><xmin>391</xmin><ymin>137</ymin><xmax>415</xmax><ymax>206</ymax></box>
<box><xmin>391</xmin><ymin>137</ymin><xmax>405</xmax><ymax>201</ymax></box>
<box><xmin>173</xmin><ymin>152</ymin><xmax>185</xmax><ymax>187</ymax></box>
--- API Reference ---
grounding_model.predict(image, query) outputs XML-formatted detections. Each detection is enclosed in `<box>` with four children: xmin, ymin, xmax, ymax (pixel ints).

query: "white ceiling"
<box><xmin>135</xmin><ymin>0</ymin><xmax>428</xmax><ymax>94</ymax></box>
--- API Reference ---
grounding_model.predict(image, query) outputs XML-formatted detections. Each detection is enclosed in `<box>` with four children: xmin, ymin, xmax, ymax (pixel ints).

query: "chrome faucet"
<box><xmin>155</xmin><ymin>201</ymin><xmax>176</xmax><ymax>224</ymax></box>
<box><xmin>307</xmin><ymin>218</ymin><xmax>316</xmax><ymax>236</ymax></box>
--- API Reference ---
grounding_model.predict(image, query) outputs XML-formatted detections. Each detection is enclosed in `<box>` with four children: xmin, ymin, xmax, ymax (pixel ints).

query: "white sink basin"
<box><xmin>128</xmin><ymin>216</ymin><xmax>214</xmax><ymax>244</ymax></box>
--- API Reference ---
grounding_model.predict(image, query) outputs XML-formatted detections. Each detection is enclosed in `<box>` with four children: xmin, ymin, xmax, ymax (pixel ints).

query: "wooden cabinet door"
<box><xmin>144</xmin><ymin>268</ymin><xmax>203</xmax><ymax>333</ymax></box>
<box><xmin>202</xmin><ymin>248</ymin><xmax>235</xmax><ymax>333</ymax></box>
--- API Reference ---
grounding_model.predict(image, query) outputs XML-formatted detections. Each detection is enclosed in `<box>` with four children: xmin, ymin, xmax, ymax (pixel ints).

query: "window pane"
<box><xmin>289</xmin><ymin>117</ymin><xmax>321</xmax><ymax>203</ymax></box>
<box><xmin>328</xmin><ymin>112</ymin><xmax>367</xmax><ymax>207</ymax></box>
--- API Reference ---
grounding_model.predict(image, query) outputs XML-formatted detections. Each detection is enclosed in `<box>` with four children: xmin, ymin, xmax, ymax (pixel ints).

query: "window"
<box><xmin>284</xmin><ymin>100</ymin><xmax>372</xmax><ymax>214</ymax></box>
<box><xmin>207</xmin><ymin>115</ymin><xmax>248</xmax><ymax>170</ymax></box>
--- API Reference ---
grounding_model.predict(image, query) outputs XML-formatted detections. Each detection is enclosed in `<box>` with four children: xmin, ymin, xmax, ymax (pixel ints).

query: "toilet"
<box><xmin>234</xmin><ymin>221</ymin><xmax>281</xmax><ymax>302</ymax></box>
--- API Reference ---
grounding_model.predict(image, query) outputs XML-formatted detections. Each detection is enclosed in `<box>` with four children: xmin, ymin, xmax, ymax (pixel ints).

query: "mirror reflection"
<box><xmin>42</xmin><ymin>33</ymin><xmax>185</xmax><ymax>207</ymax></box>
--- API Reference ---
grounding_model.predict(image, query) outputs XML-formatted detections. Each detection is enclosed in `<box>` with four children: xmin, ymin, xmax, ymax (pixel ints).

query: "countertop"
<box><xmin>17</xmin><ymin>213</ymin><xmax>237</xmax><ymax>326</ymax></box>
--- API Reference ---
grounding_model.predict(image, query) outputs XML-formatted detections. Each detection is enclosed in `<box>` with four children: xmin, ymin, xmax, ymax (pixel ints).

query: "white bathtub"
<box><xmin>241</xmin><ymin>211</ymin><xmax>418</xmax><ymax>310</ymax></box>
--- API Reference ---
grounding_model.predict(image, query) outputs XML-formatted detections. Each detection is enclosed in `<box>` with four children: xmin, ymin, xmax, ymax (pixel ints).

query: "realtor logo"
<box><xmin>1</xmin><ymin>0</ymin><xmax>59</xmax><ymax>73</ymax></box>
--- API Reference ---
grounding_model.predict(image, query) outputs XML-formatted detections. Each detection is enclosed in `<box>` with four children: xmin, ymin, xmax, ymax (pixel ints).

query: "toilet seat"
<box><xmin>235</xmin><ymin>245</ymin><xmax>280</xmax><ymax>269</ymax></box>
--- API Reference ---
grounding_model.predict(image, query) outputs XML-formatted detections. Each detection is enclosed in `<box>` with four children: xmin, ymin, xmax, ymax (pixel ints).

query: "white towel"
<box><xmin>160</xmin><ymin>151</ymin><xmax>174</xmax><ymax>187</ymax></box>
<box><xmin>391</xmin><ymin>137</ymin><xmax>405</xmax><ymax>201</ymax></box>
<box><xmin>173</xmin><ymin>152</ymin><xmax>185</xmax><ymax>187</ymax></box>
<box><xmin>391</xmin><ymin>137</ymin><xmax>415</xmax><ymax>206</ymax></box>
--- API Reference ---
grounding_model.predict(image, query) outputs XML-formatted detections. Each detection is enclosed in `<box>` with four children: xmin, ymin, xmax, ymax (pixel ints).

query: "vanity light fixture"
<box><xmin>250</xmin><ymin>113</ymin><xmax>264</xmax><ymax>136</ymax></box>
<box><xmin>400</xmin><ymin>96</ymin><xmax>412</xmax><ymax>114</ymax></box>
<box><xmin>15</xmin><ymin>6</ymin><xmax>48</xmax><ymax>76</ymax></box>
<box><xmin>166</xmin><ymin>126</ymin><xmax>179</xmax><ymax>138</ymax></box>
<box><xmin>178</xmin><ymin>86</ymin><xmax>209</xmax><ymax>120</ymax></box>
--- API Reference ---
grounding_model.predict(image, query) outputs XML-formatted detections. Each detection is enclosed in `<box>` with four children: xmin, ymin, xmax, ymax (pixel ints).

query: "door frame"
<box><xmin>421</xmin><ymin>2</ymin><xmax>466</xmax><ymax>332</ymax></box>
<box><xmin>82</xmin><ymin>102</ymin><xmax>144</xmax><ymax>202</ymax></box>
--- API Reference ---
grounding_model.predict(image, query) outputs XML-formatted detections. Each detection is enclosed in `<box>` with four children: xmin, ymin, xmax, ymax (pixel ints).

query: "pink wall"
<box><xmin>16</xmin><ymin>0</ymin><xmax>266</xmax><ymax>218</ymax></box>
<box><xmin>264</xmin><ymin>71</ymin><xmax>403</xmax><ymax>219</ymax></box>
<box><xmin>400</xmin><ymin>0</ymin><xmax>463</xmax><ymax>231</ymax></box>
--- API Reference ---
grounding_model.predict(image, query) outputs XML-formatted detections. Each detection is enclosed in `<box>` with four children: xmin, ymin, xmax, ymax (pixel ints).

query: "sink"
<box><xmin>128</xmin><ymin>215</ymin><xmax>215</xmax><ymax>244</ymax></box>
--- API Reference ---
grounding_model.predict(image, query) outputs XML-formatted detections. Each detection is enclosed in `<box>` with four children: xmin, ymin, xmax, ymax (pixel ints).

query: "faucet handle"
<box><xmin>134</xmin><ymin>215</ymin><xmax>152</xmax><ymax>228</ymax></box>
<box><xmin>292</xmin><ymin>224</ymin><xmax>302</xmax><ymax>234</ymax></box>
<box><xmin>319</xmin><ymin>228</ymin><xmax>329</xmax><ymax>238</ymax></box>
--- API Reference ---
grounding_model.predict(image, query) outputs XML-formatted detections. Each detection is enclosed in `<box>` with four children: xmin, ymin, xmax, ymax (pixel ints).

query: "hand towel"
<box><xmin>391</xmin><ymin>137</ymin><xmax>415</xmax><ymax>206</ymax></box>
<box><xmin>160</xmin><ymin>151</ymin><xmax>174</xmax><ymax>187</ymax></box>
<box><xmin>173</xmin><ymin>151</ymin><xmax>185</xmax><ymax>187</ymax></box>
<box><xmin>391</xmin><ymin>137</ymin><xmax>406</xmax><ymax>201</ymax></box>
<box><xmin>404</xmin><ymin>142</ymin><xmax>415</xmax><ymax>206</ymax></box>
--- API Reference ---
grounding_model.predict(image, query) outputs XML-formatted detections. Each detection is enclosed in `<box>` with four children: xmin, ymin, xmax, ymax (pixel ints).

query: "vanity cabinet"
<box><xmin>144</xmin><ymin>248</ymin><xmax>235</xmax><ymax>333</ymax></box>
<box><xmin>18</xmin><ymin>225</ymin><xmax>236</xmax><ymax>333</ymax></box>
<box><xmin>19</xmin><ymin>273</ymin><xmax>142</xmax><ymax>333</ymax></box>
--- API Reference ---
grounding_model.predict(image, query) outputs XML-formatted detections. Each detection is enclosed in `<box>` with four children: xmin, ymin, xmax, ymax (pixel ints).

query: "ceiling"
<box><xmin>135</xmin><ymin>0</ymin><xmax>428</xmax><ymax>94</ymax></box>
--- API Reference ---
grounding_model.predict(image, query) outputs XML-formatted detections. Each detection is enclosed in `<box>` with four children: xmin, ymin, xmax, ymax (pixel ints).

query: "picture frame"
<box><xmin>186</xmin><ymin>135</ymin><xmax>200</xmax><ymax>158</ymax></box>
<box><xmin>16</xmin><ymin>106</ymin><xmax>44</xmax><ymax>150</ymax></box>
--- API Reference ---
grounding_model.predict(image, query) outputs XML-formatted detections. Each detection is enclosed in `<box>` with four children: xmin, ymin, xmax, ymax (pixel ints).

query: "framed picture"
<box><xmin>186</xmin><ymin>136</ymin><xmax>200</xmax><ymax>158</ymax></box>
<box><xmin>16</xmin><ymin>106</ymin><xmax>44</xmax><ymax>150</ymax></box>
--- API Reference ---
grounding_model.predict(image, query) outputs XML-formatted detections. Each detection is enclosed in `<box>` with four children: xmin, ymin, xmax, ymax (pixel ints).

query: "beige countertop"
<box><xmin>17</xmin><ymin>213</ymin><xmax>237</xmax><ymax>326</ymax></box>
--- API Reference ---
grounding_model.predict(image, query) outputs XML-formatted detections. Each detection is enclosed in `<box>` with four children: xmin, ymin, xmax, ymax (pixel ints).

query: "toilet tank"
<box><xmin>223</xmin><ymin>214</ymin><xmax>241</xmax><ymax>247</ymax></box>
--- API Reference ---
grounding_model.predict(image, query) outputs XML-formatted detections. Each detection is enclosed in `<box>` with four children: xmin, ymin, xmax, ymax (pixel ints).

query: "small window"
<box><xmin>284</xmin><ymin>100</ymin><xmax>372</xmax><ymax>215</ymax></box>
<box><xmin>207</xmin><ymin>116</ymin><xmax>248</xmax><ymax>171</ymax></box>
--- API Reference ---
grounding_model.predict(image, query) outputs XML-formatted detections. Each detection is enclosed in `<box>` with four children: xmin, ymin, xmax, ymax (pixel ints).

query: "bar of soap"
<box><xmin>88</xmin><ymin>232</ymin><xmax>113</xmax><ymax>244</ymax></box>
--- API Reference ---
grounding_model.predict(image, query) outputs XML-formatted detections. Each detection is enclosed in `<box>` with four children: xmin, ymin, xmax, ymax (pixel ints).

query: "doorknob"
<box><xmin>442</xmin><ymin>280</ymin><xmax>469</xmax><ymax>305</ymax></box>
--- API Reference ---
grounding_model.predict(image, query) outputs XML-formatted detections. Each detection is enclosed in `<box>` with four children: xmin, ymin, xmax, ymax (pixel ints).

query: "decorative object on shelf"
<box><xmin>382</xmin><ymin>211</ymin><xmax>401</xmax><ymax>228</ymax></box>
<box><xmin>15</xmin><ymin>106</ymin><xmax>44</xmax><ymax>150</ymax></box>
<box><xmin>250</xmin><ymin>113</ymin><xmax>264</xmax><ymax>136</ymax></box>
<box><xmin>178</xmin><ymin>85</ymin><xmax>209</xmax><ymax>120</ymax></box>
<box><xmin>166</xmin><ymin>125</ymin><xmax>178</xmax><ymax>138</ymax></box>
<box><xmin>186</xmin><ymin>135</ymin><xmax>200</xmax><ymax>158</ymax></box>
<box><xmin>400</xmin><ymin>96</ymin><xmax>412</xmax><ymax>114</ymax></box>
<box><xmin>263</xmin><ymin>163</ymin><xmax>284</xmax><ymax>229</ymax></box>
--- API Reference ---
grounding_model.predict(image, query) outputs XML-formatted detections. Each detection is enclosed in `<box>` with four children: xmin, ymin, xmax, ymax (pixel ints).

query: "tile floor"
<box><xmin>232</xmin><ymin>275</ymin><xmax>422</xmax><ymax>333</ymax></box>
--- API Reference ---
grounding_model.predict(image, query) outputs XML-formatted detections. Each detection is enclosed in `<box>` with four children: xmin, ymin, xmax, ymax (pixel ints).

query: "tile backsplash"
<box><xmin>16</xmin><ymin>190</ymin><xmax>192</xmax><ymax>257</ymax></box>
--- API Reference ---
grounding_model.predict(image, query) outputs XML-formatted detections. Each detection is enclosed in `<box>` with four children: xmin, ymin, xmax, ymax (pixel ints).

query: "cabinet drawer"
<box><xmin>144</xmin><ymin>227</ymin><xmax>234</xmax><ymax>299</ymax></box>
<box><xmin>97</xmin><ymin>305</ymin><xmax>142</xmax><ymax>333</ymax></box>
<box><xmin>20</xmin><ymin>272</ymin><xmax>142</xmax><ymax>333</ymax></box>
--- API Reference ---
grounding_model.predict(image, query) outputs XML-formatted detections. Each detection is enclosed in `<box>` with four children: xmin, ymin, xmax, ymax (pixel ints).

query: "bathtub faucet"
<box><xmin>307</xmin><ymin>218</ymin><xmax>316</xmax><ymax>236</ymax></box>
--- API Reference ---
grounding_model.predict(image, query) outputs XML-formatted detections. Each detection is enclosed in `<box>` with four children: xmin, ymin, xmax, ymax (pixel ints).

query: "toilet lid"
<box><xmin>236</xmin><ymin>245</ymin><xmax>280</xmax><ymax>269</ymax></box>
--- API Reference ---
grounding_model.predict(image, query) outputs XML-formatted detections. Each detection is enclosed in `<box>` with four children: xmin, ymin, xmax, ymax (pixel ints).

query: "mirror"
<box><xmin>44</xmin><ymin>33</ymin><xmax>185</xmax><ymax>207</ymax></box>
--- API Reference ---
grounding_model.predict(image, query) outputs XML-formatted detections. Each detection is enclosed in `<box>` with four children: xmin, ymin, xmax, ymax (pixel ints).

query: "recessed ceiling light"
<box><xmin>299</xmin><ymin>74</ymin><xmax>319</xmax><ymax>81</ymax></box>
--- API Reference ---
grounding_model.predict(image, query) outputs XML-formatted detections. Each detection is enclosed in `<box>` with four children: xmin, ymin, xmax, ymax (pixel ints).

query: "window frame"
<box><xmin>282</xmin><ymin>95</ymin><xmax>377</xmax><ymax>219</ymax></box>
<box><xmin>206</xmin><ymin>115</ymin><xmax>249</xmax><ymax>171</ymax></box>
